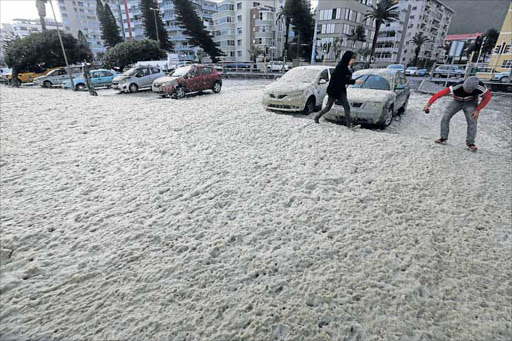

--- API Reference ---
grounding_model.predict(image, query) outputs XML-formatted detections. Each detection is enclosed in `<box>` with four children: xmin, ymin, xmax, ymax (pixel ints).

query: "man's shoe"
<box><xmin>435</xmin><ymin>138</ymin><xmax>447</xmax><ymax>144</ymax></box>
<box><xmin>467</xmin><ymin>144</ymin><xmax>478</xmax><ymax>151</ymax></box>
<box><xmin>314</xmin><ymin>117</ymin><xmax>320</xmax><ymax>124</ymax></box>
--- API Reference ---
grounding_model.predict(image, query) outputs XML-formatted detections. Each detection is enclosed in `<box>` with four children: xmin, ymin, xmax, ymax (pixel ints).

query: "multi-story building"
<box><xmin>212</xmin><ymin>0</ymin><xmax>286</xmax><ymax>62</ymax></box>
<box><xmin>315</xmin><ymin>0</ymin><xmax>376</xmax><ymax>63</ymax></box>
<box><xmin>374</xmin><ymin>0</ymin><xmax>454</xmax><ymax>67</ymax></box>
<box><xmin>488</xmin><ymin>2</ymin><xmax>512</xmax><ymax>73</ymax></box>
<box><xmin>58</xmin><ymin>0</ymin><xmax>124</xmax><ymax>55</ymax></box>
<box><xmin>120</xmin><ymin>0</ymin><xmax>217</xmax><ymax>61</ymax></box>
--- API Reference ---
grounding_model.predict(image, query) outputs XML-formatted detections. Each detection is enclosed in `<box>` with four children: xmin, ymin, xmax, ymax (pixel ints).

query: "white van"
<box><xmin>112</xmin><ymin>66</ymin><xmax>165</xmax><ymax>93</ymax></box>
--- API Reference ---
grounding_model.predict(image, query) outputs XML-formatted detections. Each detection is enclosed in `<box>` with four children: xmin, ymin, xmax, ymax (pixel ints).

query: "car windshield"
<box><xmin>407</xmin><ymin>67</ymin><xmax>417</xmax><ymax>70</ymax></box>
<box><xmin>388</xmin><ymin>65</ymin><xmax>404</xmax><ymax>69</ymax></box>
<box><xmin>172</xmin><ymin>66</ymin><xmax>193</xmax><ymax>77</ymax></box>
<box><xmin>351</xmin><ymin>74</ymin><xmax>391</xmax><ymax>90</ymax></box>
<box><xmin>123</xmin><ymin>68</ymin><xmax>138</xmax><ymax>76</ymax></box>
<box><xmin>279</xmin><ymin>68</ymin><xmax>319</xmax><ymax>83</ymax></box>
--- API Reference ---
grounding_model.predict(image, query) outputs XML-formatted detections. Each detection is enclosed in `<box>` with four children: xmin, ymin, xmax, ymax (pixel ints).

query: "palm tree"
<box><xmin>276</xmin><ymin>6</ymin><xmax>291</xmax><ymax>59</ymax></box>
<box><xmin>332</xmin><ymin>38</ymin><xmax>343</xmax><ymax>62</ymax></box>
<box><xmin>364</xmin><ymin>0</ymin><xmax>399</xmax><ymax>62</ymax></box>
<box><xmin>345</xmin><ymin>25</ymin><xmax>367</xmax><ymax>48</ymax></box>
<box><xmin>358</xmin><ymin>47</ymin><xmax>372</xmax><ymax>62</ymax></box>
<box><xmin>247</xmin><ymin>45</ymin><xmax>263</xmax><ymax>63</ymax></box>
<box><xmin>36</xmin><ymin>0</ymin><xmax>48</xmax><ymax>31</ymax></box>
<box><xmin>412</xmin><ymin>32</ymin><xmax>431</xmax><ymax>66</ymax></box>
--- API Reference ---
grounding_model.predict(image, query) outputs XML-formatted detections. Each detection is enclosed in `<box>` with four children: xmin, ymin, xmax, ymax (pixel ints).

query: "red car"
<box><xmin>152</xmin><ymin>64</ymin><xmax>222</xmax><ymax>99</ymax></box>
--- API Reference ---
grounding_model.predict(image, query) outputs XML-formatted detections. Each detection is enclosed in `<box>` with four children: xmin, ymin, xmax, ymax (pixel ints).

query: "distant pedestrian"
<box><xmin>424</xmin><ymin>76</ymin><xmax>492</xmax><ymax>151</ymax></box>
<box><xmin>314</xmin><ymin>51</ymin><xmax>364</xmax><ymax>127</ymax></box>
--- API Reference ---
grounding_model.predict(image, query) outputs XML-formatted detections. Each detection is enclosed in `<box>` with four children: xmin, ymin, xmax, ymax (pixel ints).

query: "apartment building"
<box><xmin>316</xmin><ymin>0</ymin><xmax>376</xmax><ymax>63</ymax></box>
<box><xmin>488</xmin><ymin>2</ymin><xmax>512</xmax><ymax>72</ymax></box>
<box><xmin>212</xmin><ymin>0</ymin><xmax>286</xmax><ymax>62</ymax></box>
<box><xmin>121</xmin><ymin>0</ymin><xmax>217</xmax><ymax>60</ymax></box>
<box><xmin>374</xmin><ymin>0</ymin><xmax>454</xmax><ymax>67</ymax></box>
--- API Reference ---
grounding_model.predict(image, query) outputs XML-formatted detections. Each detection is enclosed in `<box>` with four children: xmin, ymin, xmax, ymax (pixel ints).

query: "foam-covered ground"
<box><xmin>1</xmin><ymin>81</ymin><xmax>511</xmax><ymax>340</ymax></box>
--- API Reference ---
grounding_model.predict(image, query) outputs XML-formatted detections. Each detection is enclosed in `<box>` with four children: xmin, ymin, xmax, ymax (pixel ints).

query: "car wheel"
<box><xmin>303</xmin><ymin>96</ymin><xmax>315</xmax><ymax>115</ymax></box>
<box><xmin>434</xmin><ymin>73</ymin><xmax>441</xmax><ymax>78</ymax></box>
<box><xmin>76</xmin><ymin>83</ymin><xmax>86</xmax><ymax>90</ymax></box>
<box><xmin>174</xmin><ymin>86</ymin><xmax>185</xmax><ymax>99</ymax></box>
<box><xmin>379</xmin><ymin>106</ymin><xmax>394</xmax><ymax>129</ymax></box>
<box><xmin>129</xmin><ymin>83</ymin><xmax>138</xmax><ymax>93</ymax></box>
<box><xmin>212</xmin><ymin>81</ymin><xmax>222</xmax><ymax>93</ymax></box>
<box><xmin>500</xmin><ymin>76</ymin><xmax>509</xmax><ymax>83</ymax></box>
<box><xmin>43</xmin><ymin>80</ymin><xmax>52</xmax><ymax>88</ymax></box>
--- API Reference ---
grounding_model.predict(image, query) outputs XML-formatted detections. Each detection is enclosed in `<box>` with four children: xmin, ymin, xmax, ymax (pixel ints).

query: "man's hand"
<box><xmin>355</xmin><ymin>79</ymin><xmax>364</xmax><ymax>85</ymax></box>
<box><xmin>423</xmin><ymin>105</ymin><xmax>430</xmax><ymax>113</ymax></box>
<box><xmin>472</xmin><ymin>109</ymin><xmax>480</xmax><ymax>121</ymax></box>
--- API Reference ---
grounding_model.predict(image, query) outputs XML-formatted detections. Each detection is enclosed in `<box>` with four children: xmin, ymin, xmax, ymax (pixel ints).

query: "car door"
<box><xmin>315</xmin><ymin>69</ymin><xmax>330</xmax><ymax>106</ymax></box>
<box><xmin>90</xmin><ymin>71</ymin><xmax>101</xmax><ymax>87</ymax></box>
<box><xmin>200</xmin><ymin>66</ymin><xmax>215</xmax><ymax>90</ymax></box>
<box><xmin>394</xmin><ymin>73</ymin><xmax>407</xmax><ymax>108</ymax></box>
<box><xmin>135</xmin><ymin>68</ymin><xmax>150</xmax><ymax>87</ymax></box>
<box><xmin>184</xmin><ymin>66</ymin><xmax>201</xmax><ymax>92</ymax></box>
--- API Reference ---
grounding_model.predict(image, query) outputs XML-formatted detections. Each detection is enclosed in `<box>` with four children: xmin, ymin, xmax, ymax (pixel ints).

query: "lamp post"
<box><xmin>150</xmin><ymin>8</ymin><xmax>160</xmax><ymax>44</ymax></box>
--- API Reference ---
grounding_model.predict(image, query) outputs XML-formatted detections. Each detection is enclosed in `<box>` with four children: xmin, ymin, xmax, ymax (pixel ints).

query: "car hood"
<box><xmin>346</xmin><ymin>88</ymin><xmax>395</xmax><ymax>103</ymax></box>
<box><xmin>113</xmin><ymin>75</ymin><xmax>131</xmax><ymax>82</ymax></box>
<box><xmin>154</xmin><ymin>76</ymin><xmax>180</xmax><ymax>85</ymax></box>
<box><xmin>265</xmin><ymin>81</ymin><xmax>311</xmax><ymax>94</ymax></box>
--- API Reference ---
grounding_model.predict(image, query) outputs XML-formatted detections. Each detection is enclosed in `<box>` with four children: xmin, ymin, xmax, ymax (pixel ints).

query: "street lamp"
<box><xmin>149</xmin><ymin>8</ymin><xmax>160</xmax><ymax>44</ymax></box>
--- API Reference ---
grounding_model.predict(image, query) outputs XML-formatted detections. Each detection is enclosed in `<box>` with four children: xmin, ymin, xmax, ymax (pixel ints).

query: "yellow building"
<box><xmin>488</xmin><ymin>2</ymin><xmax>512</xmax><ymax>73</ymax></box>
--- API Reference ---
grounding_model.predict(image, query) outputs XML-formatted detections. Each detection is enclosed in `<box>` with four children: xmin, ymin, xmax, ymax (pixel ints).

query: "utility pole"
<box><xmin>311</xmin><ymin>0</ymin><xmax>320</xmax><ymax>65</ymax></box>
<box><xmin>49</xmin><ymin>1</ymin><xmax>75</xmax><ymax>91</ymax></box>
<box><xmin>118</xmin><ymin>0</ymin><xmax>126</xmax><ymax>40</ymax></box>
<box><xmin>150</xmin><ymin>8</ymin><xmax>160</xmax><ymax>44</ymax></box>
<box><xmin>396</xmin><ymin>4</ymin><xmax>411</xmax><ymax>64</ymax></box>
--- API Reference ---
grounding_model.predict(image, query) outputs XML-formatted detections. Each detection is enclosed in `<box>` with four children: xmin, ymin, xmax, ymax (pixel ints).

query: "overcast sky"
<box><xmin>0</xmin><ymin>0</ymin><xmax>61</xmax><ymax>24</ymax></box>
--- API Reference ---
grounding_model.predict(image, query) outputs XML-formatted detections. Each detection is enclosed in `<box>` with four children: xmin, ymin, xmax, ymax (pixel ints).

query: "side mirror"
<box><xmin>319</xmin><ymin>79</ymin><xmax>327</xmax><ymax>85</ymax></box>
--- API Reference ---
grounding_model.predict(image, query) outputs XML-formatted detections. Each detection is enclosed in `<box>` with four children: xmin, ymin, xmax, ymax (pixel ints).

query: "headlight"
<box><xmin>366</xmin><ymin>102</ymin><xmax>383</xmax><ymax>110</ymax></box>
<box><xmin>288</xmin><ymin>90</ymin><xmax>304</xmax><ymax>97</ymax></box>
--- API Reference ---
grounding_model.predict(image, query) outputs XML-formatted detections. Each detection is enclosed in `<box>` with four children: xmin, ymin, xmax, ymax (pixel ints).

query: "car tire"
<box><xmin>43</xmin><ymin>80</ymin><xmax>52</xmax><ymax>88</ymax></box>
<box><xmin>501</xmin><ymin>76</ymin><xmax>509</xmax><ymax>83</ymax></box>
<box><xmin>434</xmin><ymin>73</ymin><xmax>441</xmax><ymax>78</ymax></box>
<box><xmin>129</xmin><ymin>83</ymin><xmax>138</xmax><ymax>93</ymax></box>
<box><xmin>174</xmin><ymin>86</ymin><xmax>185</xmax><ymax>99</ymax></box>
<box><xmin>76</xmin><ymin>83</ymin><xmax>86</xmax><ymax>90</ymax></box>
<box><xmin>303</xmin><ymin>96</ymin><xmax>315</xmax><ymax>115</ymax></box>
<box><xmin>212</xmin><ymin>81</ymin><xmax>222</xmax><ymax>93</ymax></box>
<box><xmin>379</xmin><ymin>106</ymin><xmax>394</xmax><ymax>129</ymax></box>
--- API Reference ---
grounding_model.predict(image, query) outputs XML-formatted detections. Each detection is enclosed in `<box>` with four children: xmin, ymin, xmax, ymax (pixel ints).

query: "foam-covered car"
<box><xmin>323</xmin><ymin>69</ymin><xmax>410</xmax><ymax>129</ymax></box>
<box><xmin>112</xmin><ymin>66</ymin><xmax>164</xmax><ymax>93</ymax></box>
<box><xmin>152</xmin><ymin>64</ymin><xmax>222</xmax><ymax>99</ymax></box>
<box><xmin>62</xmin><ymin>69</ymin><xmax>119</xmax><ymax>90</ymax></box>
<box><xmin>262</xmin><ymin>65</ymin><xmax>335</xmax><ymax>115</ymax></box>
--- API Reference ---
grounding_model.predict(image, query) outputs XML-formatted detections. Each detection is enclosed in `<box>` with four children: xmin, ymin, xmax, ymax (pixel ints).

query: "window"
<box><xmin>150</xmin><ymin>68</ymin><xmax>160</xmax><ymax>74</ymax></box>
<box><xmin>202</xmin><ymin>67</ymin><xmax>212</xmax><ymax>75</ymax></box>
<box><xmin>228</xmin><ymin>40</ymin><xmax>235</xmax><ymax>46</ymax></box>
<box><xmin>237</xmin><ymin>27</ymin><xmax>242</xmax><ymax>35</ymax></box>
<box><xmin>91</xmin><ymin>71</ymin><xmax>100</xmax><ymax>78</ymax></box>
<box><xmin>237</xmin><ymin>51</ymin><xmax>242</xmax><ymax>57</ymax></box>
<box><xmin>237</xmin><ymin>39</ymin><xmax>242</xmax><ymax>46</ymax></box>
<box><xmin>236</xmin><ymin>2</ymin><xmax>242</xmax><ymax>10</ymax></box>
<box><xmin>237</xmin><ymin>15</ymin><xmax>242</xmax><ymax>22</ymax></box>
<box><xmin>100</xmin><ymin>71</ymin><xmax>113</xmax><ymax>77</ymax></box>
<box><xmin>319</xmin><ymin>69</ymin><xmax>329</xmax><ymax>81</ymax></box>
<box><xmin>502</xmin><ymin>60</ymin><xmax>512</xmax><ymax>69</ymax></box>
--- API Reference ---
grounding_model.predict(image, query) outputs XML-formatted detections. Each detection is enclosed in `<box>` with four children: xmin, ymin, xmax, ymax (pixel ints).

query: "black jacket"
<box><xmin>327</xmin><ymin>51</ymin><xmax>356</xmax><ymax>100</ymax></box>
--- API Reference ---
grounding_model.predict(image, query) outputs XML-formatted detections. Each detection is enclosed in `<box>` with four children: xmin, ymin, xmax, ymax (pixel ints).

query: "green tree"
<box><xmin>357</xmin><ymin>46</ymin><xmax>372</xmax><ymax>62</ymax></box>
<box><xmin>4</xmin><ymin>30</ymin><xmax>92</xmax><ymax>86</ymax></box>
<box><xmin>102</xmin><ymin>39</ymin><xmax>166</xmax><ymax>71</ymax></box>
<box><xmin>174</xmin><ymin>0</ymin><xmax>223</xmax><ymax>62</ymax></box>
<box><xmin>96</xmin><ymin>0</ymin><xmax>105</xmax><ymax>29</ymax></box>
<box><xmin>102</xmin><ymin>3</ymin><xmax>123</xmax><ymax>48</ymax></box>
<box><xmin>364</xmin><ymin>0</ymin><xmax>399</xmax><ymax>62</ymax></box>
<box><xmin>412</xmin><ymin>32</ymin><xmax>431</xmax><ymax>66</ymax></box>
<box><xmin>284</xmin><ymin>0</ymin><xmax>314</xmax><ymax>60</ymax></box>
<box><xmin>36</xmin><ymin>0</ymin><xmax>47</xmax><ymax>31</ymax></box>
<box><xmin>77</xmin><ymin>30</ymin><xmax>92</xmax><ymax>56</ymax></box>
<box><xmin>481</xmin><ymin>28</ymin><xmax>499</xmax><ymax>60</ymax></box>
<box><xmin>346</xmin><ymin>25</ymin><xmax>367</xmax><ymax>48</ymax></box>
<box><xmin>248</xmin><ymin>45</ymin><xmax>263</xmax><ymax>63</ymax></box>
<box><xmin>139</xmin><ymin>0</ymin><xmax>173</xmax><ymax>50</ymax></box>
<box><xmin>195</xmin><ymin>48</ymin><xmax>207</xmax><ymax>63</ymax></box>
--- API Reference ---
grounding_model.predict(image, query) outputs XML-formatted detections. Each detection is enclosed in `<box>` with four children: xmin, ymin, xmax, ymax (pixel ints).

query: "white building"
<box><xmin>212</xmin><ymin>0</ymin><xmax>286</xmax><ymax>62</ymax></box>
<box><xmin>316</xmin><ymin>0</ymin><xmax>376</xmax><ymax>63</ymax></box>
<box><xmin>374</xmin><ymin>0</ymin><xmax>454</xmax><ymax>66</ymax></box>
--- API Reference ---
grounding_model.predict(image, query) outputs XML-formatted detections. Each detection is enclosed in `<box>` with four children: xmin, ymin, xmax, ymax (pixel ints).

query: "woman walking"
<box><xmin>314</xmin><ymin>51</ymin><xmax>363</xmax><ymax>127</ymax></box>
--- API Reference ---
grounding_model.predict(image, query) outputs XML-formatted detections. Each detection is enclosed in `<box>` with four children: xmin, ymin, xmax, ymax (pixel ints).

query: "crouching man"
<box><xmin>424</xmin><ymin>76</ymin><xmax>492</xmax><ymax>151</ymax></box>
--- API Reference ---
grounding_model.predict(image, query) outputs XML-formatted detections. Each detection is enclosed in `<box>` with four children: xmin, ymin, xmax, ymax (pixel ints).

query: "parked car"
<box><xmin>491</xmin><ymin>71</ymin><xmax>510</xmax><ymax>83</ymax></box>
<box><xmin>152</xmin><ymin>64</ymin><xmax>222</xmax><ymax>99</ymax></box>
<box><xmin>262</xmin><ymin>65</ymin><xmax>335</xmax><ymax>115</ymax></box>
<box><xmin>432</xmin><ymin>65</ymin><xmax>466</xmax><ymax>78</ymax></box>
<box><xmin>7</xmin><ymin>65</ymin><xmax>58</xmax><ymax>84</ymax></box>
<box><xmin>34</xmin><ymin>66</ymin><xmax>83</xmax><ymax>87</ymax></box>
<box><xmin>0</xmin><ymin>68</ymin><xmax>12</xmax><ymax>83</ymax></box>
<box><xmin>61</xmin><ymin>69</ymin><xmax>119</xmax><ymax>90</ymax></box>
<box><xmin>112</xmin><ymin>66</ymin><xmax>165</xmax><ymax>93</ymax></box>
<box><xmin>387</xmin><ymin>64</ymin><xmax>405</xmax><ymax>72</ymax></box>
<box><xmin>323</xmin><ymin>69</ymin><xmax>410</xmax><ymax>129</ymax></box>
<box><xmin>223</xmin><ymin>62</ymin><xmax>252</xmax><ymax>70</ymax></box>
<box><xmin>418</xmin><ymin>69</ymin><xmax>428</xmax><ymax>77</ymax></box>
<box><xmin>405</xmin><ymin>66</ymin><xmax>418</xmax><ymax>76</ymax></box>
<box><xmin>267</xmin><ymin>61</ymin><xmax>290</xmax><ymax>72</ymax></box>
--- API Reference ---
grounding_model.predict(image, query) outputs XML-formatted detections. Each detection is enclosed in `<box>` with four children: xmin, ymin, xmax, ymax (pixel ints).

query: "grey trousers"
<box><xmin>314</xmin><ymin>94</ymin><xmax>351</xmax><ymax>123</ymax></box>
<box><xmin>441</xmin><ymin>99</ymin><xmax>478</xmax><ymax>145</ymax></box>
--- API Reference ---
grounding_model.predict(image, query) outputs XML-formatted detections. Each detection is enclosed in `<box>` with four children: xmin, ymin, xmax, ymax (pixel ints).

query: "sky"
<box><xmin>0</xmin><ymin>0</ymin><xmax>61</xmax><ymax>25</ymax></box>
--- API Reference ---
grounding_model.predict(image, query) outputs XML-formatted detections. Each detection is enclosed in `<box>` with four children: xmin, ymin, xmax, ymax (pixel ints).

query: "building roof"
<box><xmin>445</xmin><ymin>33</ymin><xmax>483</xmax><ymax>41</ymax></box>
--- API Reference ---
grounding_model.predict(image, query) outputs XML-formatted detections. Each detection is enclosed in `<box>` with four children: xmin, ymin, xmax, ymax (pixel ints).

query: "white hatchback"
<box><xmin>112</xmin><ymin>66</ymin><xmax>165</xmax><ymax>93</ymax></box>
<box><xmin>262</xmin><ymin>65</ymin><xmax>334</xmax><ymax>115</ymax></box>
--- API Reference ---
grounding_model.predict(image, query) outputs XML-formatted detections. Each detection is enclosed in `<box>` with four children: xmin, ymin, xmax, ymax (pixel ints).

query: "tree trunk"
<box><xmin>283</xmin><ymin>20</ymin><xmax>290</xmax><ymax>59</ymax></box>
<box><xmin>39</xmin><ymin>16</ymin><xmax>47</xmax><ymax>31</ymax></box>
<box><xmin>83</xmin><ymin>64</ymin><xmax>98</xmax><ymax>96</ymax></box>
<box><xmin>414</xmin><ymin>47</ymin><xmax>420</xmax><ymax>66</ymax></box>
<box><xmin>11</xmin><ymin>68</ymin><xmax>20</xmax><ymax>87</ymax></box>
<box><xmin>369</xmin><ymin>20</ymin><xmax>381</xmax><ymax>63</ymax></box>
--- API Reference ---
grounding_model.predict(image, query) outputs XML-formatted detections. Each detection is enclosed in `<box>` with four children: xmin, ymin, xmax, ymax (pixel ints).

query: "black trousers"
<box><xmin>314</xmin><ymin>94</ymin><xmax>351</xmax><ymax>123</ymax></box>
